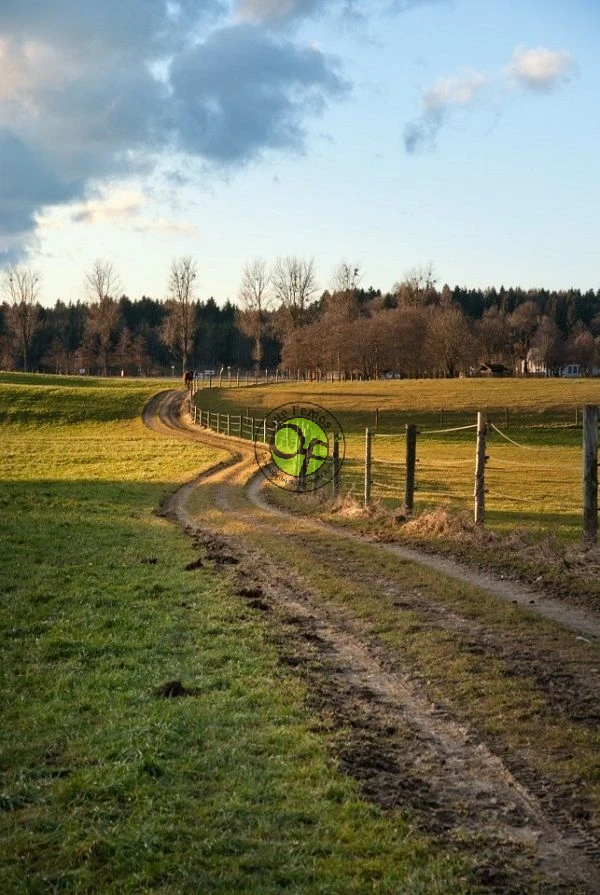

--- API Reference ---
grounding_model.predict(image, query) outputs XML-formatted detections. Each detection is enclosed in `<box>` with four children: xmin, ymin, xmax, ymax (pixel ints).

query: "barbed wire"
<box><xmin>372</xmin><ymin>432</ymin><xmax>405</xmax><ymax>439</ymax></box>
<box><xmin>371</xmin><ymin>480</ymin><xmax>405</xmax><ymax>492</ymax></box>
<box><xmin>488</xmin><ymin>423</ymin><xmax>536</xmax><ymax>449</ymax></box>
<box><xmin>419</xmin><ymin>424</ymin><xmax>478</xmax><ymax>435</ymax></box>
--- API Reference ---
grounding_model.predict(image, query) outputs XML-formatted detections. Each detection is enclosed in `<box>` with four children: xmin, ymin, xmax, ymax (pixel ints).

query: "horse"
<box><xmin>183</xmin><ymin>369</ymin><xmax>193</xmax><ymax>389</ymax></box>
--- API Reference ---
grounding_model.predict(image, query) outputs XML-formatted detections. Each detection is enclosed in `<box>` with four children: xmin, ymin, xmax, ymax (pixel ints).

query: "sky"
<box><xmin>1</xmin><ymin>0</ymin><xmax>599</xmax><ymax>306</ymax></box>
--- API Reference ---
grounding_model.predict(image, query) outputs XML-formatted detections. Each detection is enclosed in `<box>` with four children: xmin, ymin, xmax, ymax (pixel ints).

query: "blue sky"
<box><xmin>1</xmin><ymin>0</ymin><xmax>598</xmax><ymax>305</ymax></box>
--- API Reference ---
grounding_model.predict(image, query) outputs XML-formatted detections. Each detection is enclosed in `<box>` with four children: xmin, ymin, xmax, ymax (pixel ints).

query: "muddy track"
<box><xmin>144</xmin><ymin>389</ymin><xmax>600</xmax><ymax>894</ymax></box>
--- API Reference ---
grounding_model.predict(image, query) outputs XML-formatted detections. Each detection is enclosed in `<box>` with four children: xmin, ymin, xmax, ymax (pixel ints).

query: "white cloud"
<box><xmin>423</xmin><ymin>71</ymin><xmax>487</xmax><ymax>112</ymax></box>
<box><xmin>37</xmin><ymin>186</ymin><xmax>197</xmax><ymax>237</ymax></box>
<box><xmin>134</xmin><ymin>217</ymin><xmax>197</xmax><ymax>235</ymax></box>
<box><xmin>72</xmin><ymin>188</ymin><xmax>145</xmax><ymax>224</ymax></box>
<box><xmin>405</xmin><ymin>46</ymin><xmax>576</xmax><ymax>154</ymax></box>
<box><xmin>405</xmin><ymin>69</ymin><xmax>487</xmax><ymax>153</ymax></box>
<box><xmin>506</xmin><ymin>46</ymin><xmax>574</xmax><ymax>91</ymax></box>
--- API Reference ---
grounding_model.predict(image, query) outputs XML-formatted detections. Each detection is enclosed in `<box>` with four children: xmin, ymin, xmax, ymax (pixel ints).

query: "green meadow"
<box><xmin>192</xmin><ymin>377</ymin><xmax>600</xmax><ymax>540</ymax></box>
<box><xmin>0</xmin><ymin>374</ymin><xmax>472</xmax><ymax>894</ymax></box>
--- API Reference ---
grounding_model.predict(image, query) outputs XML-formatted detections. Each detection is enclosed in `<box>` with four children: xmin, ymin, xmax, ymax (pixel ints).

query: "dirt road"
<box><xmin>144</xmin><ymin>389</ymin><xmax>600</xmax><ymax>894</ymax></box>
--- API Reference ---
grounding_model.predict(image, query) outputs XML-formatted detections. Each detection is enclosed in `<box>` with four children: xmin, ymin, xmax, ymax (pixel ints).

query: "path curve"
<box><xmin>143</xmin><ymin>389</ymin><xmax>600</xmax><ymax>894</ymax></box>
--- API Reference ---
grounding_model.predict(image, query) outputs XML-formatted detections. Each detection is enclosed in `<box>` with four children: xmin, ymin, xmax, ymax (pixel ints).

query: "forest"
<box><xmin>2</xmin><ymin>258</ymin><xmax>600</xmax><ymax>378</ymax></box>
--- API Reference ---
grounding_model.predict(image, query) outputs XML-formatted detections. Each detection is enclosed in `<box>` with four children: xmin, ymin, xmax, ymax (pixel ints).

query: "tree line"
<box><xmin>2</xmin><ymin>258</ymin><xmax>600</xmax><ymax>378</ymax></box>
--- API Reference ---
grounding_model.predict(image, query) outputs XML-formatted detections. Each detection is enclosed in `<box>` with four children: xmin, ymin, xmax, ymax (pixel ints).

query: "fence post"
<box><xmin>216</xmin><ymin>412</ymin><xmax>220</xmax><ymax>434</ymax></box>
<box><xmin>227</xmin><ymin>414</ymin><xmax>230</xmax><ymax>437</ymax></box>
<box><xmin>404</xmin><ymin>424</ymin><xmax>417</xmax><ymax>513</ymax></box>
<box><xmin>375</xmin><ymin>408</ymin><xmax>379</xmax><ymax>430</ymax></box>
<box><xmin>332</xmin><ymin>437</ymin><xmax>340</xmax><ymax>500</ymax></box>
<box><xmin>251</xmin><ymin>417</ymin><xmax>255</xmax><ymax>441</ymax></box>
<box><xmin>364</xmin><ymin>428</ymin><xmax>372</xmax><ymax>508</ymax></box>
<box><xmin>474</xmin><ymin>411</ymin><xmax>487</xmax><ymax>526</ymax></box>
<box><xmin>583</xmin><ymin>405</ymin><xmax>598</xmax><ymax>543</ymax></box>
<box><xmin>263</xmin><ymin>418</ymin><xmax>267</xmax><ymax>443</ymax></box>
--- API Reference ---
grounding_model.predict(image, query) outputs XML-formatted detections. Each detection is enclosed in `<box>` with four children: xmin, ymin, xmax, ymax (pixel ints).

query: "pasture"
<box><xmin>0</xmin><ymin>374</ymin><xmax>472</xmax><ymax>894</ymax></box>
<box><xmin>192</xmin><ymin>377</ymin><xmax>600</xmax><ymax>542</ymax></box>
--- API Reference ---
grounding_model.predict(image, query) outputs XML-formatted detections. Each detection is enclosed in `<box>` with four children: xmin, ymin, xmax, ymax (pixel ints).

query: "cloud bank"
<box><xmin>0</xmin><ymin>1</ymin><xmax>347</xmax><ymax>263</ymax></box>
<box><xmin>234</xmin><ymin>0</ymin><xmax>440</xmax><ymax>27</ymax></box>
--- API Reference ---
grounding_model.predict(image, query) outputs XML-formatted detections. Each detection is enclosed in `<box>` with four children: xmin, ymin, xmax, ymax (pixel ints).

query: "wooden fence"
<box><xmin>189</xmin><ymin>400</ymin><xmax>276</xmax><ymax>444</ymax></box>
<box><xmin>363</xmin><ymin>405</ymin><xmax>599</xmax><ymax>542</ymax></box>
<box><xmin>191</xmin><ymin>397</ymin><xmax>599</xmax><ymax>543</ymax></box>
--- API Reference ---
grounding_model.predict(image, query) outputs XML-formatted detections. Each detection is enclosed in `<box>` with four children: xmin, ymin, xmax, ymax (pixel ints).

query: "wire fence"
<box><xmin>190</xmin><ymin>395</ymin><xmax>599</xmax><ymax>542</ymax></box>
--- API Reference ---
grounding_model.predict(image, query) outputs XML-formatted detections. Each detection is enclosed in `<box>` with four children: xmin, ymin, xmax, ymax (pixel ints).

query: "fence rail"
<box><xmin>191</xmin><ymin>398</ymin><xmax>599</xmax><ymax>542</ymax></box>
<box><xmin>190</xmin><ymin>399</ymin><xmax>276</xmax><ymax>445</ymax></box>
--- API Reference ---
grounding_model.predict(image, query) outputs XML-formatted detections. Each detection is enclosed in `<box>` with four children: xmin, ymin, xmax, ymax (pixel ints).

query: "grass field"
<box><xmin>192</xmin><ymin>378</ymin><xmax>600</xmax><ymax>542</ymax></box>
<box><xmin>0</xmin><ymin>374</ymin><xmax>473</xmax><ymax>894</ymax></box>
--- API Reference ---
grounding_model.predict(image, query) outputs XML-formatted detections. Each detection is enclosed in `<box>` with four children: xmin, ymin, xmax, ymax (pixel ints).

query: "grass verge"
<box><xmin>0</xmin><ymin>375</ymin><xmax>472</xmax><ymax>894</ymax></box>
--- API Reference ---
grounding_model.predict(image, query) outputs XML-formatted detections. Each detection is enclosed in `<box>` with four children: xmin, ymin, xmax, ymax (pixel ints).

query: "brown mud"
<box><xmin>144</xmin><ymin>389</ymin><xmax>600</xmax><ymax>894</ymax></box>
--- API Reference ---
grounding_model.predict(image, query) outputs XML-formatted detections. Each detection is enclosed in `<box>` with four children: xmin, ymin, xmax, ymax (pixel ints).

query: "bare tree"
<box><xmin>271</xmin><ymin>256</ymin><xmax>317</xmax><ymax>331</ymax></box>
<box><xmin>530</xmin><ymin>317</ymin><xmax>564</xmax><ymax>375</ymax></box>
<box><xmin>476</xmin><ymin>307</ymin><xmax>511</xmax><ymax>365</ymax></box>
<box><xmin>237</xmin><ymin>258</ymin><xmax>271</xmax><ymax>372</ymax></box>
<box><xmin>427</xmin><ymin>306</ymin><xmax>475</xmax><ymax>377</ymax></box>
<box><xmin>393</xmin><ymin>262</ymin><xmax>437</xmax><ymax>308</ymax></box>
<box><xmin>331</xmin><ymin>260</ymin><xmax>362</xmax><ymax>294</ymax></box>
<box><xmin>83</xmin><ymin>259</ymin><xmax>122</xmax><ymax>376</ymax></box>
<box><xmin>84</xmin><ymin>259</ymin><xmax>122</xmax><ymax>304</ymax></box>
<box><xmin>509</xmin><ymin>301</ymin><xmax>539</xmax><ymax>375</ymax></box>
<box><xmin>164</xmin><ymin>256</ymin><xmax>197</xmax><ymax>373</ymax></box>
<box><xmin>113</xmin><ymin>327</ymin><xmax>133</xmax><ymax>375</ymax></box>
<box><xmin>4</xmin><ymin>266</ymin><xmax>41</xmax><ymax>372</ymax></box>
<box><xmin>566</xmin><ymin>322</ymin><xmax>598</xmax><ymax>376</ymax></box>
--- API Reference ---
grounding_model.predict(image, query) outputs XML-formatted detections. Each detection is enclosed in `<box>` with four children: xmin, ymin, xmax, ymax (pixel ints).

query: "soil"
<box><xmin>143</xmin><ymin>389</ymin><xmax>600</xmax><ymax>894</ymax></box>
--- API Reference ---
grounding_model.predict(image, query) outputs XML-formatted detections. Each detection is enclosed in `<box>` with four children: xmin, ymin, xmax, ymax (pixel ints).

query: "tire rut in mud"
<box><xmin>145</xmin><ymin>390</ymin><xmax>600</xmax><ymax>893</ymax></box>
<box><xmin>188</xmin><ymin>527</ymin><xmax>599</xmax><ymax>895</ymax></box>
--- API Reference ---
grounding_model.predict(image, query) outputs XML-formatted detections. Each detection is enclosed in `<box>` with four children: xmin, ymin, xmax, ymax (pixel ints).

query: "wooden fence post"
<box><xmin>583</xmin><ymin>405</ymin><xmax>598</xmax><ymax>543</ymax></box>
<box><xmin>226</xmin><ymin>414</ymin><xmax>230</xmax><ymax>437</ymax></box>
<box><xmin>375</xmin><ymin>408</ymin><xmax>379</xmax><ymax>430</ymax></box>
<box><xmin>474</xmin><ymin>411</ymin><xmax>487</xmax><ymax>526</ymax></box>
<box><xmin>404</xmin><ymin>424</ymin><xmax>417</xmax><ymax>513</ymax></box>
<box><xmin>332</xmin><ymin>437</ymin><xmax>340</xmax><ymax>500</ymax></box>
<box><xmin>251</xmin><ymin>417</ymin><xmax>255</xmax><ymax>441</ymax></box>
<box><xmin>216</xmin><ymin>412</ymin><xmax>220</xmax><ymax>434</ymax></box>
<box><xmin>364</xmin><ymin>428</ymin><xmax>372</xmax><ymax>508</ymax></box>
<box><xmin>263</xmin><ymin>418</ymin><xmax>267</xmax><ymax>443</ymax></box>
